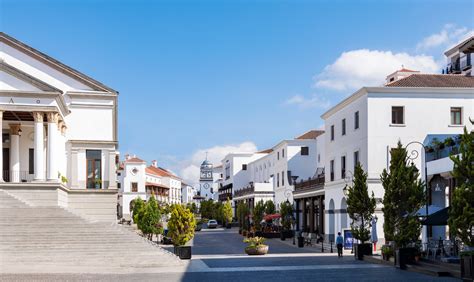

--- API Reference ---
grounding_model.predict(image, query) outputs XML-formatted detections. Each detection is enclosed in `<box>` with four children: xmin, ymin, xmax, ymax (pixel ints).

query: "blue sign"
<box><xmin>343</xmin><ymin>229</ymin><xmax>353</xmax><ymax>250</ymax></box>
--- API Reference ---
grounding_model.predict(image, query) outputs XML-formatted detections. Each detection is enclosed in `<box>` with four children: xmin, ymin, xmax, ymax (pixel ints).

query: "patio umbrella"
<box><xmin>371</xmin><ymin>217</ymin><xmax>378</xmax><ymax>243</ymax></box>
<box><xmin>422</xmin><ymin>207</ymin><xmax>449</xmax><ymax>226</ymax></box>
<box><xmin>414</xmin><ymin>205</ymin><xmax>443</xmax><ymax>217</ymax></box>
<box><xmin>264</xmin><ymin>213</ymin><xmax>281</xmax><ymax>221</ymax></box>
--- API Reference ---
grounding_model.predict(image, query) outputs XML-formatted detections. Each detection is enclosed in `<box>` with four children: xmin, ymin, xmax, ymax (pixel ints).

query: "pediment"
<box><xmin>0</xmin><ymin>32</ymin><xmax>117</xmax><ymax>94</ymax></box>
<box><xmin>0</xmin><ymin>61</ymin><xmax>62</xmax><ymax>93</ymax></box>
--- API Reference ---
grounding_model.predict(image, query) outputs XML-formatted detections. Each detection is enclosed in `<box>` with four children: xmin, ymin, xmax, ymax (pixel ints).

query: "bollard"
<box><xmin>321</xmin><ymin>240</ymin><xmax>324</xmax><ymax>253</ymax></box>
<box><xmin>330</xmin><ymin>240</ymin><xmax>333</xmax><ymax>253</ymax></box>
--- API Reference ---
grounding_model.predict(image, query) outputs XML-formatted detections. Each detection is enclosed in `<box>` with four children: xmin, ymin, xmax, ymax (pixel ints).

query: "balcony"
<box><xmin>233</xmin><ymin>182</ymin><xmax>273</xmax><ymax>199</ymax></box>
<box><xmin>218</xmin><ymin>192</ymin><xmax>232</xmax><ymax>202</ymax></box>
<box><xmin>460</xmin><ymin>53</ymin><xmax>472</xmax><ymax>71</ymax></box>
<box><xmin>294</xmin><ymin>174</ymin><xmax>325</xmax><ymax>194</ymax></box>
<box><xmin>445</xmin><ymin>61</ymin><xmax>461</xmax><ymax>74</ymax></box>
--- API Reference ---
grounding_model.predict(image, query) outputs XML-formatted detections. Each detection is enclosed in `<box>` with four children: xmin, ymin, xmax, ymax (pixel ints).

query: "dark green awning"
<box><xmin>422</xmin><ymin>207</ymin><xmax>449</xmax><ymax>226</ymax></box>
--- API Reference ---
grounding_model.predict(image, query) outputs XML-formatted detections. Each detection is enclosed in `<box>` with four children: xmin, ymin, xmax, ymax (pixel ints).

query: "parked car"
<box><xmin>207</xmin><ymin>219</ymin><xmax>218</xmax><ymax>229</ymax></box>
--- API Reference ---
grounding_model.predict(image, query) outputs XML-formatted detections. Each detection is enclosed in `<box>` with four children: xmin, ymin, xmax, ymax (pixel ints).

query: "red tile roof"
<box><xmin>385</xmin><ymin>74</ymin><xmax>474</xmax><ymax>88</ymax></box>
<box><xmin>295</xmin><ymin>130</ymin><xmax>325</xmax><ymax>140</ymax></box>
<box><xmin>145</xmin><ymin>182</ymin><xmax>169</xmax><ymax>189</ymax></box>
<box><xmin>124</xmin><ymin>157</ymin><xmax>146</xmax><ymax>163</ymax></box>
<box><xmin>257</xmin><ymin>148</ymin><xmax>273</xmax><ymax>154</ymax></box>
<box><xmin>146</xmin><ymin>166</ymin><xmax>181</xmax><ymax>180</ymax></box>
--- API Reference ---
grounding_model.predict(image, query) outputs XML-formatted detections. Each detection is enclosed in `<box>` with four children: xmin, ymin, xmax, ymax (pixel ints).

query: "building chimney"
<box><xmin>152</xmin><ymin>160</ymin><xmax>158</xmax><ymax>167</ymax></box>
<box><xmin>125</xmin><ymin>154</ymin><xmax>130</xmax><ymax>160</ymax></box>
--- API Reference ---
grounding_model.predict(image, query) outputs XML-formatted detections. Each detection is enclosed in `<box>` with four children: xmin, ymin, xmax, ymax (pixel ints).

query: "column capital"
<box><xmin>33</xmin><ymin>112</ymin><xmax>44</xmax><ymax>122</ymax></box>
<box><xmin>9</xmin><ymin>124</ymin><xmax>21</xmax><ymax>135</ymax></box>
<box><xmin>47</xmin><ymin>112</ymin><xmax>59</xmax><ymax>124</ymax></box>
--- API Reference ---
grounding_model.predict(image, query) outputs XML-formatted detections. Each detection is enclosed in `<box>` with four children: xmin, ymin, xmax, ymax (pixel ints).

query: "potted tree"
<box><xmin>252</xmin><ymin>200</ymin><xmax>265</xmax><ymax>237</ymax></box>
<box><xmin>223</xmin><ymin>198</ymin><xmax>233</xmax><ymax>229</ymax></box>
<box><xmin>168</xmin><ymin>204</ymin><xmax>196</xmax><ymax>259</ymax></box>
<box><xmin>280</xmin><ymin>201</ymin><xmax>293</xmax><ymax>240</ymax></box>
<box><xmin>138</xmin><ymin>196</ymin><xmax>162</xmax><ymax>241</ymax></box>
<box><xmin>448</xmin><ymin>127</ymin><xmax>474</xmax><ymax>281</ymax></box>
<box><xmin>244</xmin><ymin>237</ymin><xmax>269</xmax><ymax>255</ymax></box>
<box><xmin>381</xmin><ymin>141</ymin><xmax>424</xmax><ymax>269</ymax></box>
<box><xmin>381</xmin><ymin>245</ymin><xmax>394</xmax><ymax>261</ymax></box>
<box><xmin>346</xmin><ymin>163</ymin><xmax>376</xmax><ymax>260</ymax></box>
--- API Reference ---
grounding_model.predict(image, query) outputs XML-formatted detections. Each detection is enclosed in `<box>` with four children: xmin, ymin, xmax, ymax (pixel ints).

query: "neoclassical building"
<box><xmin>0</xmin><ymin>32</ymin><xmax>118</xmax><ymax>222</ymax></box>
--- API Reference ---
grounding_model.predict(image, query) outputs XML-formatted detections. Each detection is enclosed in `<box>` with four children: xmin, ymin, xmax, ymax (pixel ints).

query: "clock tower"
<box><xmin>199</xmin><ymin>156</ymin><xmax>214</xmax><ymax>200</ymax></box>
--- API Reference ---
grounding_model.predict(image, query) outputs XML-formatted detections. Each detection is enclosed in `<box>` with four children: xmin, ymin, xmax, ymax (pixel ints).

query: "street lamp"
<box><xmin>405</xmin><ymin>141</ymin><xmax>429</xmax><ymax>220</ymax></box>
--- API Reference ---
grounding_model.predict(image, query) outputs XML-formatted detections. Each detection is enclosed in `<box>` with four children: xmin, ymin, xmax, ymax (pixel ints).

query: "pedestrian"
<box><xmin>336</xmin><ymin>232</ymin><xmax>344</xmax><ymax>257</ymax></box>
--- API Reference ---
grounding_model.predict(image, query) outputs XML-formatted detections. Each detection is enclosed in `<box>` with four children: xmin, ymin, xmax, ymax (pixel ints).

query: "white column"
<box><xmin>47</xmin><ymin>112</ymin><xmax>59</xmax><ymax>181</ymax></box>
<box><xmin>33</xmin><ymin>112</ymin><xmax>45</xmax><ymax>181</ymax></box>
<box><xmin>9</xmin><ymin>124</ymin><xmax>21</xmax><ymax>183</ymax></box>
<box><xmin>0</xmin><ymin>111</ymin><xmax>3</xmax><ymax>182</ymax></box>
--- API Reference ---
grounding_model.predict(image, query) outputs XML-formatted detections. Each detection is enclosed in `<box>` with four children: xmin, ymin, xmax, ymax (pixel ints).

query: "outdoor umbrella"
<box><xmin>371</xmin><ymin>217</ymin><xmax>378</xmax><ymax>243</ymax></box>
<box><xmin>422</xmin><ymin>207</ymin><xmax>449</xmax><ymax>226</ymax></box>
<box><xmin>414</xmin><ymin>205</ymin><xmax>443</xmax><ymax>217</ymax></box>
<box><xmin>264</xmin><ymin>213</ymin><xmax>281</xmax><ymax>221</ymax></box>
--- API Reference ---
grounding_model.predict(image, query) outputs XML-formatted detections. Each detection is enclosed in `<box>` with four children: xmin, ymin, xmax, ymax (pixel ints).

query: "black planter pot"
<box><xmin>354</xmin><ymin>243</ymin><xmax>373</xmax><ymax>260</ymax></box>
<box><xmin>239</xmin><ymin>229</ymin><xmax>242</xmax><ymax>235</ymax></box>
<box><xmin>461</xmin><ymin>254</ymin><xmax>474</xmax><ymax>282</ymax></box>
<box><xmin>280</xmin><ymin>232</ymin><xmax>286</xmax><ymax>241</ymax></box>
<box><xmin>174</xmin><ymin>246</ymin><xmax>192</xmax><ymax>260</ymax></box>
<box><xmin>297</xmin><ymin>236</ymin><xmax>304</xmax><ymax>248</ymax></box>
<box><xmin>255</xmin><ymin>231</ymin><xmax>263</xmax><ymax>237</ymax></box>
<box><xmin>226</xmin><ymin>223</ymin><xmax>232</xmax><ymax>229</ymax></box>
<box><xmin>395</xmin><ymin>247</ymin><xmax>417</xmax><ymax>269</ymax></box>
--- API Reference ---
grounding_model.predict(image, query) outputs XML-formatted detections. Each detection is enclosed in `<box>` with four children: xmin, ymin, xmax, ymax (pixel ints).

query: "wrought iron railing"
<box><xmin>294</xmin><ymin>175</ymin><xmax>325</xmax><ymax>193</ymax></box>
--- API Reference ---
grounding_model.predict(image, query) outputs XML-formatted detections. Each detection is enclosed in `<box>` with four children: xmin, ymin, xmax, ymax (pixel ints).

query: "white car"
<box><xmin>207</xmin><ymin>219</ymin><xmax>218</xmax><ymax>229</ymax></box>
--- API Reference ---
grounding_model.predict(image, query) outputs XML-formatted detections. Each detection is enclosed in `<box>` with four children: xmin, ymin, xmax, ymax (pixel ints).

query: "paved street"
<box><xmin>2</xmin><ymin>227</ymin><xmax>458</xmax><ymax>281</ymax></box>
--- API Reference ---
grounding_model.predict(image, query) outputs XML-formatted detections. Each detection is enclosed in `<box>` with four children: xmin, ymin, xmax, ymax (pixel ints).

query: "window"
<box><xmin>342</xmin><ymin>119</ymin><xmax>346</xmax><ymax>135</ymax></box>
<box><xmin>354</xmin><ymin>111</ymin><xmax>359</xmax><ymax>129</ymax></box>
<box><xmin>282</xmin><ymin>149</ymin><xmax>285</xmax><ymax>158</ymax></box>
<box><xmin>330</xmin><ymin>160</ymin><xmax>334</xmax><ymax>181</ymax></box>
<box><xmin>354</xmin><ymin>151</ymin><xmax>359</xmax><ymax>170</ymax></box>
<box><xmin>277</xmin><ymin>173</ymin><xmax>280</xmax><ymax>187</ymax></box>
<box><xmin>318</xmin><ymin>154</ymin><xmax>320</xmax><ymax>163</ymax></box>
<box><xmin>86</xmin><ymin>150</ymin><xmax>102</xmax><ymax>189</ymax></box>
<box><xmin>391</xmin><ymin>106</ymin><xmax>404</xmax><ymax>124</ymax></box>
<box><xmin>331</xmin><ymin>125</ymin><xmax>335</xmax><ymax>141</ymax></box>
<box><xmin>281</xmin><ymin>171</ymin><xmax>285</xmax><ymax>186</ymax></box>
<box><xmin>29</xmin><ymin>148</ymin><xmax>34</xmax><ymax>174</ymax></box>
<box><xmin>451</xmin><ymin>107</ymin><xmax>462</xmax><ymax>125</ymax></box>
<box><xmin>117</xmin><ymin>183</ymin><xmax>121</xmax><ymax>189</ymax></box>
<box><xmin>301</xmin><ymin>146</ymin><xmax>309</xmax><ymax>155</ymax></box>
<box><xmin>277</xmin><ymin>152</ymin><xmax>280</xmax><ymax>160</ymax></box>
<box><xmin>242</xmin><ymin>164</ymin><xmax>247</xmax><ymax>171</ymax></box>
<box><xmin>341</xmin><ymin>156</ymin><xmax>346</xmax><ymax>179</ymax></box>
<box><xmin>131</xmin><ymin>182</ymin><xmax>138</xmax><ymax>192</ymax></box>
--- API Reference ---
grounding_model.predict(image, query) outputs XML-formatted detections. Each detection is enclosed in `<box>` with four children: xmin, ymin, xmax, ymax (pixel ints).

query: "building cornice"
<box><xmin>321</xmin><ymin>86</ymin><xmax>474</xmax><ymax>120</ymax></box>
<box><xmin>0</xmin><ymin>32</ymin><xmax>118</xmax><ymax>94</ymax></box>
<box><xmin>0</xmin><ymin>90</ymin><xmax>70</xmax><ymax>117</ymax></box>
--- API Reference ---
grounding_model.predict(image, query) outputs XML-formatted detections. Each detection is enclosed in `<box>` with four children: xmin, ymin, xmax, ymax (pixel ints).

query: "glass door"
<box><xmin>86</xmin><ymin>150</ymin><xmax>102</xmax><ymax>189</ymax></box>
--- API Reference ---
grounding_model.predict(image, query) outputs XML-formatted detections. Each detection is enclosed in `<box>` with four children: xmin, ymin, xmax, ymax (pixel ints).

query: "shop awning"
<box><xmin>422</xmin><ymin>207</ymin><xmax>449</xmax><ymax>226</ymax></box>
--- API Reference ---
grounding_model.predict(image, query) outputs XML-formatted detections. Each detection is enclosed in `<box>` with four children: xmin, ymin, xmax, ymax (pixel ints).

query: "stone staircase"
<box><xmin>0</xmin><ymin>190</ymin><xmax>183</xmax><ymax>274</ymax></box>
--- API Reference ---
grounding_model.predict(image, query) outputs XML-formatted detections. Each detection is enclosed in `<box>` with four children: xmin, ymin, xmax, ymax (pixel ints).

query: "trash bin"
<box><xmin>298</xmin><ymin>236</ymin><xmax>304</xmax><ymax>248</ymax></box>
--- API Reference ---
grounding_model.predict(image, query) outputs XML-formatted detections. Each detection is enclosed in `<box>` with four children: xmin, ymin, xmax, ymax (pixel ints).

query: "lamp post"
<box><xmin>343</xmin><ymin>171</ymin><xmax>354</xmax><ymax>254</ymax></box>
<box><xmin>342</xmin><ymin>185</ymin><xmax>354</xmax><ymax>254</ymax></box>
<box><xmin>405</xmin><ymin>141</ymin><xmax>429</xmax><ymax>221</ymax></box>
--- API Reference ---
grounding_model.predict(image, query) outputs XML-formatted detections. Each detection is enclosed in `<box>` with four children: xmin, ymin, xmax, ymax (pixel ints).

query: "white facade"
<box><xmin>0</xmin><ymin>32</ymin><xmax>119</xmax><ymax>222</ymax></box>
<box><xmin>322</xmin><ymin>85</ymin><xmax>473</xmax><ymax>244</ymax></box>
<box><xmin>118</xmin><ymin>156</ymin><xmax>183</xmax><ymax>217</ymax></box>
<box><xmin>181</xmin><ymin>183</ymin><xmax>195</xmax><ymax>204</ymax></box>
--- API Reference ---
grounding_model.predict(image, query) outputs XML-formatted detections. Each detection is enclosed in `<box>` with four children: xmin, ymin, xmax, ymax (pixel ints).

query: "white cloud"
<box><xmin>313</xmin><ymin>49</ymin><xmax>439</xmax><ymax>91</ymax></box>
<box><xmin>284</xmin><ymin>94</ymin><xmax>331</xmax><ymax>110</ymax></box>
<box><xmin>178</xmin><ymin>142</ymin><xmax>258</xmax><ymax>185</ymax></box>
<box><xmin>416</xmin><ymin>24</ymin><xmax>473</xmax><ymax>52</ymax></box>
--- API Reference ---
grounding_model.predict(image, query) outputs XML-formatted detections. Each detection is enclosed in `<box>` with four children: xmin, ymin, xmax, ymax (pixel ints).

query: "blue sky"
<box><xmin>2</xmin><ymin>0</ymin><xmax>473</xmax><ymax>183</ymax></box>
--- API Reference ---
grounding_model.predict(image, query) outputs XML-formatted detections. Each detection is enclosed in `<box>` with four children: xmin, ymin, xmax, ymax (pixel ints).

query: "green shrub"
<box><xmin>168</xmin><ymin>204</ymin><xmax>196</xmax><ymax>246</ymax></box>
